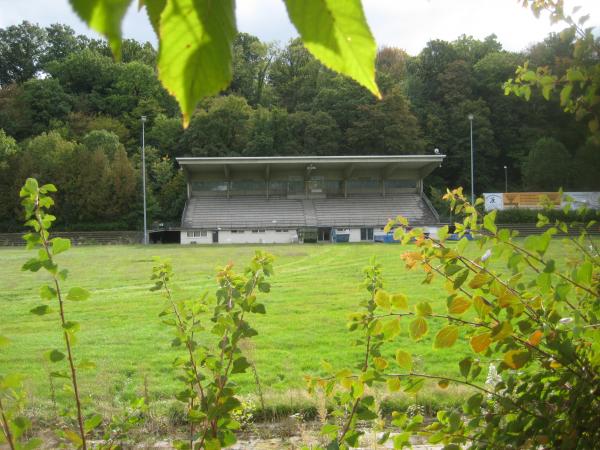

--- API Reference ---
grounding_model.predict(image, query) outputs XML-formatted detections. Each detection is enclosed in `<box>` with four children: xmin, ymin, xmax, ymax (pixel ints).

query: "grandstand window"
<box><xmin>252</xmin><ymin>230</ymin><xmax>259</xmax><ymax>233</ymax></box>
<box><xmin>230</xmin><ymin>180</ymin><xmax>266</xmax><ymax>194</ymax></box>
<box><xmin>386</xmin><ymin>179</ymin><xmax>415</xmax><ymax>190</ymax></box>
<box><xmin>325</xmin><ymin>180</ymin><xmax>343</xmax><ymax>195</ymax></box>
<box><xmin>259</xmin><ymin>229</ymin><xmax>266</xmax><ymax>233</ymax></box>
<box><xmin>201</xmin><ymin>231</ymin><xmax>207</xmax><ymax>237</ymax></box>
<box><xmin>347</xmin><ymin>179</ymin><xmax>380</xmax><ymax>193</ymax></box>
<box><xmin>269</xmin><ymin>181</ymin><xmax>286</xmax><ymax>195</ymax></box>
<box><xmin>287</xmin><ymin>176</ymin><xmax>304</xmax><ymax>195</ymax></box>
<box><xmin>191</xmin><ymin>181</ymin><xmax>228</xmax><ymax>193</ymax></box>
<box><xmin>186</xmin><ymin>231</ymin><xmax>194</xmax><ymax>237</ymax></box>
<box><xmin>361</xmin><ymin>228</ymin><xmax>374</xmax><ymax>240</ymax></box>
<box><xmin>193</xmin><ymin>231</ymin><xmax>203</xmax><ymax>237</ymax></box>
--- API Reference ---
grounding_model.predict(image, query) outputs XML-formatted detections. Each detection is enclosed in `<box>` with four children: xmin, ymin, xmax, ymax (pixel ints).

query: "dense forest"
<box><xmin>0</xmin><ymin>21</ymin><xmax>598</xmax><ymax>230</ymax></box>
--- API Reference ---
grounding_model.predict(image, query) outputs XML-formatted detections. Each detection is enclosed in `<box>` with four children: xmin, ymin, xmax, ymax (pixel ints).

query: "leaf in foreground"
<box><xmin>284</xmin><ymin>0</ymin><xmax>380</xmax><ymax>99</ymax></box>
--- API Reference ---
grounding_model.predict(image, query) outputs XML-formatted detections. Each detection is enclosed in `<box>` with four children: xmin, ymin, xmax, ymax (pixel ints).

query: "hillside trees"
<box><xmin>0</xmin><ymin>15</ymin><xmax>598</xmax><ymax>229</ymax></box>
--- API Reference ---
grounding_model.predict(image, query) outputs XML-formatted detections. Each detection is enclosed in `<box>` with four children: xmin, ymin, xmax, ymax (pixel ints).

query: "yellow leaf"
<box><xmin>387</xmin><ymin>377</ymin><xmax>401</xmax><ymax>392</ymax></box>
<box><xmin>374</xmin><ymin>290</ymin><xmax>391</xmax><ymax>311</ymax></box>
<box><xmin>373</xmin><ymin>356</ymin><xmax>388</xmax><ymax>371</ymax></box>
<box><xmin>409</xmin><ymin>317</ymin><xmax>428</xmax><ymax>341</ymax></box>
<box><xmin>470</xmin><ymin>332</ymin><xmax>492</xmax><ymax>353</ymax></box>
<box><xmin>395</xmin><ymin>350</ymin><xmax>413</xmax><ymax>370</ymax></box>
<box><xmin>503</xmin><ymin>350</ymin><xmax>529</xmax><ymax>369</ymax></box>
<box><xmin>391</xmin><ymin>293</ymin><xmax>408</xmax><ymax>310</ymax></box>
<box><xmin>434</xmin><ymin>325</ymin><xmax>459</xmax><ymax>349</ymax></box>
<box><xmin>528</xmin><ymin>330</ymin><xmax>543</xmax><ymax>346</ymax></box>
<box><xmin>447</xmin><ymin>296</ymin><xmax>471</xmax><ymax>315</ymax></box>
<box><xmin>437</xmin><ymin>379</ymin><xmax>450</xmax><ymax>389</ymax></box>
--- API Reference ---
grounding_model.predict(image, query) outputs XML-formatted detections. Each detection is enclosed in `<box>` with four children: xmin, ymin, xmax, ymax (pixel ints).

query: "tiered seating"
<box><xmin>182</xmin><ymin>194</ymin><xmax>437</xmax><ymax>229</ymax></box>
<box><xmin>182</xmin><ymin>196</ymin><xmax>307</xmax><ymax>228</ymax></box>
<box><xmin>312</xmin><ymin>194</ymin><xmax>436</xmax><ymax>227</ymax></box>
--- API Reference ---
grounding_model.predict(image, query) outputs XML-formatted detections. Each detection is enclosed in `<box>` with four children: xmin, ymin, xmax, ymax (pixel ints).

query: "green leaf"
<box><xmin>483</xmin><ymin>210</ymin><xmax>497</xmax><ymax>234</ymax></box>
<box><xmin>84</xmin><ymin>414</ymin><xmax>103</xmax><ymax>433</ymax></box>
<box><xmin>391</xmin><ymin>293</ymin><xmax>408</xmax><ymax>310</ymax></box>
<box><xmin>387</xmin><ymin>377</ymin><xmax>401</xmax><ymax>392</ymax></box>
<box><xmin>47</xmin><ymin>349</ymin><xmax>65</xmax><ymax>363</ymax></box>
<box><xmin>382</xmin><ymin>317</ymin><xmax>401</xmax><ymax>340</ymax></box>
<box><xmin>30</xmin><ymin>305</ymin><xmax>52</xmax><ymax>315</ymax></box>
<box><xmin>403</xmin><ymin>377</ymin><xmax>425</xmax><ymax>394</ymax></box>
<box><xmin>143</xmin><ymin>0</ymin><xmax>166</xmax><ymax>36</ymax></box>
<box><xmin>78</xmin><ymin>359</ymin><xmax>97</xmax><ymax>370</ymax></box>
<box><xmin>415</xmin><ymin>301</ymin><xmax>432</xmax><ymax>316</ymax></box>
<box><xmin>231</xmin><ymin>356</ymin><xmax>251</xmax><ymax>374</ymax></box>
<box><xmin>434</xmin><ymin>325</ymin><xmax>459</xmax><ymax>349</ymax></box>
<box><xmin>40</xmin><ymin>285</ymin><xmax>57</xmax><ymax>300</ymax></box>
<box><xmin>283</xmin><ymin>0</ymin><xmax>380</xmax><ymax>99</ymax></box>
<box><xmin>157</xmin><ymin>0</ymin><xmax>237</xmax><ymax>127</ymax></box>
<box><xmin>395</xmin><ymin>350</ymin><xmax>412</xmax><ymax>370</ymax></box>
<box><xmin>63</xmin><ymin>321</ymin><xmax>80</xmax><ymax>333</ymax></box>
<box><xmin>576</xmin><ymin>261</ymin><xmax>592</xmax><ymax>285</ymax></box>
<box><xmin>68</xmin><ymin>0</ymin><xmax>132</xmax><ymax>59</ymax></box>
<box><xmin>459</xmin><ymin>357</ymin><xmax>472</xmax><ymax>378</ymax></box>
<box><xmin>51</xmin><ymin>237</ymin><xmax>71</xmax><ymax>256</ymax></box>
<box><xmin>409</xmin><ymin>317</ymin><xmax>428</xmax><ymax>341</ymax></box>
<box><xmin>67</xmin><ymin>287</ymin><xmax>91</xmax><ymax>301</ymax></box>
<box><xmin>374</xmin><ymin>290</ymin><xmax>391</xmax><ymax>311</ymax></box>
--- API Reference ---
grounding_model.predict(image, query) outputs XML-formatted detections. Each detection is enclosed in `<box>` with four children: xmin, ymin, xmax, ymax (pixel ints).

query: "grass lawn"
<box><xmin>0</xmin><ymin>240</ymin><xmax>575</xmax><ymax>416</ymax></box>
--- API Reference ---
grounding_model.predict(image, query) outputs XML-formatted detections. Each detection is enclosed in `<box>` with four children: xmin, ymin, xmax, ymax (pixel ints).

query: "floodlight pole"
<box><xmin>141</xmin><ymin>116</ymin><xmax>148</xmax><ymax>245</ymax></box>
<box><xmin>468</xmin><ymin>114</ymin><xmax>475</xmax><ymax>204</ymax></box>
<box><xmin>504</xmin><ymin>165</ymin><xmax>508</xmax><ymax>193</ymax></box>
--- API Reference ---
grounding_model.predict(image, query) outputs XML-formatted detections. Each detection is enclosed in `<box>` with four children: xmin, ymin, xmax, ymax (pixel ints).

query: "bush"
<box><xmin>496</xmin><ymin>207</ymin><xmax>600</xmax><ymax>224</ymax></box>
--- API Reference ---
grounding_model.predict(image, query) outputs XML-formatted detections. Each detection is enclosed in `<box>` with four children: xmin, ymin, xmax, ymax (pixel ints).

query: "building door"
<box><xmin>318</xmin><ymin>227</ymin><xmax>331</xmax><ymax>242</ymax></box>
<box><xmin>360</xmin><ymin>228</ymin><xmax>374</xmax><ymax>241</ymax></box>
<box><xmin>212</xmin><ymin>231</ymin><xmax>219</xmax><ymax>243</ymax></box>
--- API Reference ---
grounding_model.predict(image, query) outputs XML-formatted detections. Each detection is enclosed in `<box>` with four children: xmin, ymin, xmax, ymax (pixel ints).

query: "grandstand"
<box><xmin>176</xmin><ymin>155</ymin><xmax>444</xmax><ymax>244</ymax></box>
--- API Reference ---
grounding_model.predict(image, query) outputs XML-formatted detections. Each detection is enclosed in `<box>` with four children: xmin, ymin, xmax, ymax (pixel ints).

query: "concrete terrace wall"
<box><xmin>0</xmin><ymin>231</ymin><xmax>143</xmax><ymax>246</ymax></box>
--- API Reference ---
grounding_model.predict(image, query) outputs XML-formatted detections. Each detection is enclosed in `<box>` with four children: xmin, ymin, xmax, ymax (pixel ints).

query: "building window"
<box><xmin>259</xmin><ymin>229</ymin><xmax>266</xmax><ymax>233</ymax></box>
<box><xmin>201</xmin><ymin>231</ymin><xmax>207</xmax><ymax>237</ymax></box>
<box><xmin>187</xmin><ymin>231</ymin><xmax>194</xmax><ymax>237</ymax></box>
<box><xmin>252</xmin><ymin>230</ymin><xmax>259</xmax><ymax>233</ymax></box>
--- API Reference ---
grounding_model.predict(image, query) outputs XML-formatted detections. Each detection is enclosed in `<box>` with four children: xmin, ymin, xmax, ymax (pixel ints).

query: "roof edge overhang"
<box><xmin>177</xmin><ymin>155</ymin><xmax>445</xmax><ymax>166</ymax></box>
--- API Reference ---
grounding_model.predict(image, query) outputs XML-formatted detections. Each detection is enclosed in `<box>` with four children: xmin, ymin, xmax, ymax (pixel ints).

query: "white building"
<box><xmin>176</xmin><ymin>155</ymin><xmax>444</xmax><ymax>244</ymax></box>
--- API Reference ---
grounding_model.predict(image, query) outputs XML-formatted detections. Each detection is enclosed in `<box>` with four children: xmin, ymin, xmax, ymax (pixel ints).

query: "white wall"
<box><xmin>348</xmin><ymin>228</ymin><xmax>361</xmax><ymax>242</ymax></box>
<box><xmin>183</xmin><ymin>229</ymin><xmax>298</xmax><ymax>245</ymax></box>
<box><xmin>181</xmin><ymin>231</ymin><xmax>212</xmax><ymax>245</ymax></box>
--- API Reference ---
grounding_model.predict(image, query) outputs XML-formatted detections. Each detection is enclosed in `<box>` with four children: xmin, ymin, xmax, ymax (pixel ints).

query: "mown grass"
<box><xmin>0</xmin><ymin>240</ymin><xmax>574</xmax><ymax>416</ymax></box>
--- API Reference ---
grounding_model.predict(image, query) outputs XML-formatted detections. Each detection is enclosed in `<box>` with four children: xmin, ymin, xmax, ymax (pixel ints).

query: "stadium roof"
<box><xmin>177</xmin><ymin>155</ymin><xmax>446</xmax><ymax>178</ymax></box>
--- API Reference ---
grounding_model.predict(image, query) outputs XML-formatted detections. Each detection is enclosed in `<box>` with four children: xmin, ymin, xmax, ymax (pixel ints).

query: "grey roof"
<box><xmin>181</xmin><ymin>194</ymin><xmax>437</xmax><ymax>229</ymax></box>
<box><xmin>177</xmin><ymin>155</ymin><xmax>445</xmax><ymax>179</ymax></box>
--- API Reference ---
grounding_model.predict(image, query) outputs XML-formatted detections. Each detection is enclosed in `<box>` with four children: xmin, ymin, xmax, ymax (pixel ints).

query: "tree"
<box><xmin>269</xmin><ymin>39</ymin><xmax>323</xmax><ymax>112</ymax></box>
<box><xmin>572</xmin><ymin>138</ymin><xmax>600</xmax><ymax>190</ymax></box>
<box><xmin>82</xmin><ymin>130</ymin><xmax>123</xmax><ymax>159</ymax></box>
<box><xmin>229</xmin><ymin>33</ymin><xmax>274</xmax><ymax>106</ymax></box>
<box><xmin>21</xmin><ymin>78</ymin><xmax>72</xmax><ymax>135</ymax></box>
<box><xmin>0</xmin><ymin>21</ymin><xmax>47</xmax><ymax>86</ymax></box>
<box><xmin>0</xmin><ymin>129</ymin><xmax>18</xmax><ymax>171</ymax></box>
<box><xmin>346</xmin><ymin>88</ymin><xmax>424</xmax><ymax>155</ymax></box>
<box><xmin>41</xmin><ymin>23</ymin><xmax>85</xmax><ymax>68</ymax></box>
<box><xmin>524</xmin><ymin>137</ymin><xmax>571</xmax><ymax>190</ymax></box>
<box><xmin>505</xmin><ymin>1</ymin><xmax>600</xmax><ymax>140</ymax></box>
<box><xmin>180</xmin><ymin>95</ymin><xmax>252</xmax><ymax>156</ymax></box>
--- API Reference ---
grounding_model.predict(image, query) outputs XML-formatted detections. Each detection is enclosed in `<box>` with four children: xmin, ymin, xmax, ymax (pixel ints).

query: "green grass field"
<box><xmin>0</xmin><ymin>240</ymin><xmax>563</xmax><ymax>415</ymax></box>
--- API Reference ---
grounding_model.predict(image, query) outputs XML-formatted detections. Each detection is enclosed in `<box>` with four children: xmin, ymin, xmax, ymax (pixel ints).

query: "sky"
<box><xmin>0</xmin><ymin>0</ymin><xmax>599</xmax><ymax>55</ymax></box>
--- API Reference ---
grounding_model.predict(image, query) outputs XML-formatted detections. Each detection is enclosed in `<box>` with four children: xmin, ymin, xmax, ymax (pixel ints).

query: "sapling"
<box><xmin>20</xmin><ymin>178</ymin><xmax>101</xmax><ymax>449</ymax></box>
<box><xmin>151</xmin><ymin>251</ymin><xmax>274</xmax><ymax>449</ymax></box>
